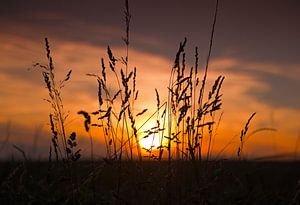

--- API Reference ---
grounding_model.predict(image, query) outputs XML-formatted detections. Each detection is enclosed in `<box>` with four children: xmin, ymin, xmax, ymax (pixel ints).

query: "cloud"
<box><xmin>248</xmin><ymin>71</ymin><xmax>300</xmax><ymax>110</ymax></box>
<box><xmin>211</xmin><ymin>58</ymin><xmax>300</xmax><ymax>110</ymax></box>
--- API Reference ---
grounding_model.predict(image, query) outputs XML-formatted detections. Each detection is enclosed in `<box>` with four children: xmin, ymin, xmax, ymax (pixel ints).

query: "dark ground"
<box><xmin>0</xmin><ymin>160</ymin><xmax>300</xmax><ymax>204</ymax></box>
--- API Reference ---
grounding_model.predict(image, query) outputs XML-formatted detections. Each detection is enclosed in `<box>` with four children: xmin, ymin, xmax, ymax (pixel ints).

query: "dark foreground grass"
<box><xmin>1</xmin><ymin>160</ymin><xmax>300</xmax><ymax>204</ymax></box>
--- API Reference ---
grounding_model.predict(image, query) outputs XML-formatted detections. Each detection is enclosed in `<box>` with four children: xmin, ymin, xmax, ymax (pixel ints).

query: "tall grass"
<box><xmin>81</xmin><ymin>3</ymin><xmax>142</xmax><ymax>161</ymax></box>
<box><xmin>74</xmin><ymin>0</ymin><xmax>231</xmax><ymax>163</ymax></box>
<box><xmin>34</xmin><ymin>38</ymin><xmax>80</xmax><ymax>163</ymax></box>
<box><xmin>34</xmin><ymin>37</ymin><xmax>84</xmax><ymax>203</ymax></box>
<box><xmin>33</xmin><ymin>0</ymin><xmax>259</xmax><ymax>165</ymax></box>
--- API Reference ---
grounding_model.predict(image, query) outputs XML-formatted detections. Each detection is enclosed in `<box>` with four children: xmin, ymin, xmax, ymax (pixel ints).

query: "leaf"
<box><xmin>118</xmin><ymin>105</ymin><xmax>129</xmax><ymax>121</ymax></box>
<box><xmin>107</xmin><ymin>46</ymin><xmax>116</xmax><ymax>63</ymax></box>
<box><xmin>86</xmin><ymin>73</ymin><xmax>97</xmax><ymax>77</ymax></box>
<box><xmin>67</xmin><ymin>139</ymin><xmax>73</xmax><ymax>147</ymax></box>
<box><xmin>136</xmin><ymin>109</ymin><xmax>147</xmax><ymax>117</ymax></box>
<box><xmin>134</xmin><ymin>90</ymin><xmax>139</xmax><ymax>100</ymax></box>
<box><xmin>127</xmin><ymin>71</ymin><xmax>133</xmax><ymax>82</ymax></box>
<box><xmin>69</xmin><ymin>132</ymin><xmax>76</xmax><ymax>141</ymax></box>
<box><xmin>78</xmin><ymin>111</ymin><xmax>91</xmax><ymax>132</ymax></box>
<box><xmin>101</xmin><ymin>58</ymin><xmax>106</xmax><ymax>82</ymax></box>
<box><xmin>175</xmin><ymin>76</ymin><xmax>191</xmax><ymax>86</ymax></box>
<box><xmin>72</xmin><ymin>149</ymin><xmax>81</xmax><ymax>161</ymax></box>
<box><xmin>91</xmin><ymin>111</ymin><xmax>100</xmax><ymax>115</ymax></box>
<box><xmin>97</xmin><ymin>79</ymin><xmax>103</xmax><ymax>106</ymax></box>
<box><xmin>155</xmin><ymin>88</ymin><xmax>160</xmax><ymax>108</ymax></box>
<box><xmin>197</xmin><ymin>122</ymin><xmax>215</xmax><ymax>128</ymax></box>
<box><xmin>112</xmin><ymin>90</ymin><xmax>121</xmax><ymax>102</ymax></box>
<box><xmin>98</xmin><ymin>107</ymin><xmax>112</xmax><ymax>120</ymax></box>
<box><xmin>63</xmin><ymin>70</ymin><xmax>72</xmax><ymax>82</ymax></box>
<box><xmin>91</xmin><ymin>124</ymin><xmax>103</xmax><ymax>127</ymax></box>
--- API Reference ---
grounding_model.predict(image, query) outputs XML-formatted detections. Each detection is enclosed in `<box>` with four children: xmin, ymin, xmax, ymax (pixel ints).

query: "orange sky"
<box><xmin>0</xmin><ymin>0</ymin><xmax>299</xmax><ymax>160</ymax></box>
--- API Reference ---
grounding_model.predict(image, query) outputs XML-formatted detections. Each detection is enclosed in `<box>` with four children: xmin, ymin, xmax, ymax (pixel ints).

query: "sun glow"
<box><xmin>138</xmin><ymin>119</ymin><xmax>166</xmax><ymax>151</ymax></box>
<box><xmin>139</xmin><ymin>133</ymin><xmax>162</xmax><ymax>150</ymax></box>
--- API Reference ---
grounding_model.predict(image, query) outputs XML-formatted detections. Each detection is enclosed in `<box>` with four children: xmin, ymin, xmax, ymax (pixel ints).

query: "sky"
<box><xmin>0</xmin><ymin>0</ymin><xmax>299</xmax><ymax>160</ymax></box>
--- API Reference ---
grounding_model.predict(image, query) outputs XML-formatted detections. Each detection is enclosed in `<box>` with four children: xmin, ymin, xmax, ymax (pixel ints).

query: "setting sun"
<box><xmin>139</xmin><ymin>133</ymin><xmax>161</xmax><ymax>150</ymax></box>
<box><xmin>138</xmin><ymin>119</ymin><xmax>166</xmax><ymax>151</ymax></box>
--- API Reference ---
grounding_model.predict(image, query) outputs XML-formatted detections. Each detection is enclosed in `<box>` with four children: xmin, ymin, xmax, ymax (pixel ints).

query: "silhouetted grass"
<box><xmin>1</xmin><ymin>160</ymin><xmax>300</xmax><ymax>204</ymax></box>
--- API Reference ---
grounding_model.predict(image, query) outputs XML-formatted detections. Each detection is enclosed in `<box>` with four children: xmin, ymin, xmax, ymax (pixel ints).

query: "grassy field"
<box><xmin>0</xmin><ymin>160</ymin><xmax>300</xmax><ymax>204</ymax></box>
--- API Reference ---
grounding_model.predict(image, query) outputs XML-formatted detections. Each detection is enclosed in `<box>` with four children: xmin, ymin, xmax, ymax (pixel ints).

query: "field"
<box><xmin>1</xmin><ymin>160</ymin><xmax>300</xmax><ymax>204</ymax></box>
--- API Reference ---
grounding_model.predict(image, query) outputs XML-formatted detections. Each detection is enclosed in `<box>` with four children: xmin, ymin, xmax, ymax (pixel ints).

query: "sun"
<box><xmin>138</xmin><ymin>119</ymin><xmax>165</xmax><ymax>150</ymax></box>
<box><xmin>139</xmin><ymin>133</ymin><xmax>162</xmax><ymax>150</ymax></box>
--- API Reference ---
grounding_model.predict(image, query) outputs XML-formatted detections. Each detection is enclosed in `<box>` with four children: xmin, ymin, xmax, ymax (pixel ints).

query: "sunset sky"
<box><xmin>0</xmin><ymin>0</ymin><xmax>299</xmax><ymax>160</ymax></box>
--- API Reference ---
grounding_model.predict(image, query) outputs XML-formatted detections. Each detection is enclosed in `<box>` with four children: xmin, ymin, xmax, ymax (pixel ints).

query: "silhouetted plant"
<box><xmin>34</xmin><ymin>38</ymin><xmax>76</xmax><ymax>162</ymax></box>
<box><xmin>34</xmin><ymin>38</ymin><xmax>82</xmax><ymax>204</ymax></box>
<box><xmin>237</xmin><ymin>112</ymin><xmax>256</xmax><ymax>158</ymax></box>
